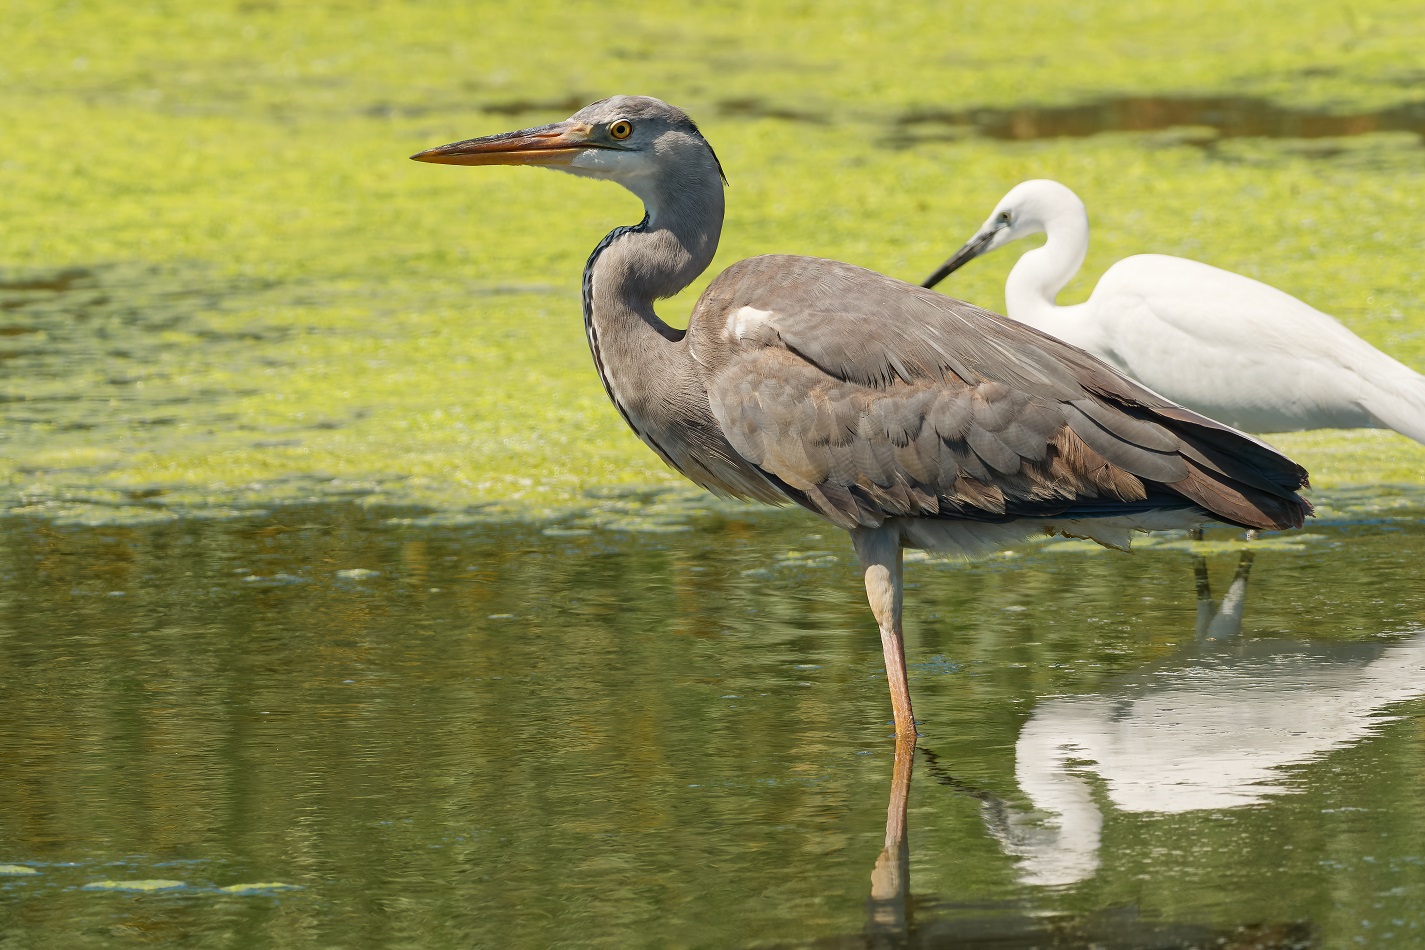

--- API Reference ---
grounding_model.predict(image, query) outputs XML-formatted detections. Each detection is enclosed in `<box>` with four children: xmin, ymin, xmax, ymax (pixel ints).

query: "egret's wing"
<box><xmin>1087</xmin><ymin>255</ymin><xmax>1425</xmax><ymax>436</ymax></box>
<box><xmin>692</xmin><ymin>255</ymin><xmax>1309</xmax><ymax>531</ymax></box>
<box><xmin>1096</xmin><ymin>255</ymin><xmax>1367</xmax><ymax>363</ymax></box>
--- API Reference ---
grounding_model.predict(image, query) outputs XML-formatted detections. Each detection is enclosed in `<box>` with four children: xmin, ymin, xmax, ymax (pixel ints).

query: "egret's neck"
<box><xmin>1003</xmin><ymin>213</ymin><xmax>1088</xmax><ymax>332</ymax></box>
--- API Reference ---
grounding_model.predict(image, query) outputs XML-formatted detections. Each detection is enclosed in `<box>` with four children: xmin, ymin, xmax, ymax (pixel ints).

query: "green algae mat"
<box><xmin>3</xmin><ymin>0</ymin><xmax>1425</xmax><ymax>523</ymax></box>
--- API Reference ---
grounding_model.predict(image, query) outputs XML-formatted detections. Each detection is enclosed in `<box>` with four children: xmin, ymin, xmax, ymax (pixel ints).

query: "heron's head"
<box><xmin>411</xmin><ymin>96</ymin><xmax>726</xmax><ymax>214</ymax></box>
<box><xmin>922</xmin><ymin>179</ymin><xmax>1086</xmax><ymax>290</ymax></box>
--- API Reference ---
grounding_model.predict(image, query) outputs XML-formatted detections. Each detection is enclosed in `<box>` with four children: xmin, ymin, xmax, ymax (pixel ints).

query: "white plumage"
<box><xmin>923</xmin><ymin>179</ymin><xmax>1425</xmax><ymax>442</ymax></box>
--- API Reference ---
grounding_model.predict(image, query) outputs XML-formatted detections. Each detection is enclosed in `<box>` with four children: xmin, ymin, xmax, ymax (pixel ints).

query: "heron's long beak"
<box><xmin>921</xmin><ymin>226</ymin><xmax>1002</xmax><ymax>290</ymax></box>
<box><xmin>410</xmin><ymin>121</ymin><xmax>595</xmax><ymax>167</ymax></box>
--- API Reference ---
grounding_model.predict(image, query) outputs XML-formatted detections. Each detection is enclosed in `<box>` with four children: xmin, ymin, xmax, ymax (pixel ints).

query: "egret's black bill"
<box><xmin>921</xmin><ymin>230</ymin><xmax>996</xmax><ymax>290</ymax></box>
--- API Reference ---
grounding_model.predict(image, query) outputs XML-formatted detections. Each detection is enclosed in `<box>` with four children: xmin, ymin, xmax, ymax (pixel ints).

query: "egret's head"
<box><xmin>922</xmin><ymin>179</ymin><xmax>1086</xmax><ymax>290</ymax></box>
<box><xmin>987</xmin><ymin>180</ymin><xmax>1085</xmax><ymax>245</ymax></box>
<box><xmin>411</xmin><ymin>95</ymin><xmax>726</xmax><ymax>213</ymax></box>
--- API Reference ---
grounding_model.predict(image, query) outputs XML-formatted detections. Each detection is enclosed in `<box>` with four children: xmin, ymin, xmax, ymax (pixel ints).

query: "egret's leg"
<box><xmin>1193</xmin><ymin>555</ymin><xmax>1213</xmax><ymax>640</ymax></box>
<box><xmin>1208</xmin><ymin>549</ymin><xmax>1255</xmax><ymax>640</ymax></box>
<box><xmin>852</xmin><ymin>526</ymin><xmax>916</xmax><ymax>740</ymax></box>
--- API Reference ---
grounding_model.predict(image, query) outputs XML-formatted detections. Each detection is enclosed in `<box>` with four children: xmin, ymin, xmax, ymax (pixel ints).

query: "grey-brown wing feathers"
<box><xmin>694</xmin><ymin>254</ymin><xmax>1310</xmax><ymax>533</ymax></box>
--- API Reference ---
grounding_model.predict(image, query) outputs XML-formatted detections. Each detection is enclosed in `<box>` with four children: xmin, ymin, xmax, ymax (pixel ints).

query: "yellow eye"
<box><xmin>609</xmin><ymin>120</ymin><xmax>633</xmax><ymax>140</ymax></box>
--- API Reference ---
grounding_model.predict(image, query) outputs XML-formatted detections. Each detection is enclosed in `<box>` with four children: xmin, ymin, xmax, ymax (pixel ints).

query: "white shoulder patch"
<box><xmin>724</xmin><ymin>306</ymin><xmax>778</xmax><ymax>343</ymax></box>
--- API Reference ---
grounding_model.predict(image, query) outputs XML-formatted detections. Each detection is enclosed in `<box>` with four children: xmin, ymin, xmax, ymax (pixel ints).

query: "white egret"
<box><xmin>923</xmin><ymin>179</ymin><xmax>1425</xmax><ymax>442</ymax></box>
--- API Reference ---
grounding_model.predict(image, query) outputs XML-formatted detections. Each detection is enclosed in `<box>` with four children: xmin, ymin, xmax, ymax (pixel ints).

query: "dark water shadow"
<box><xmin>410</xmin><ymin>93</ymin><xmax>1425</xmax><ymax>151</ymax></box>
<box><xmin>0</xmin><ymin>264</ymin><xmax>279</xmax><ymax>426</ymax></box>
<box><xmin>0</xmin><ymin>267</ymin><xmax>94</xmax><ymax>295</ymax></box>
<box><xmin>716</xmin><ymin>97</ymin><xmax>831</xmax><ymax>125</ymax></box>
<box><xmin>0</xmin><ymin>263</ymin><xmax>280</xmax><ymax>344</ymax></box>
<box><xmin>892</xmin><ymin>95</ymin><xmax>1425</xmax><ymax>148</ymax></box>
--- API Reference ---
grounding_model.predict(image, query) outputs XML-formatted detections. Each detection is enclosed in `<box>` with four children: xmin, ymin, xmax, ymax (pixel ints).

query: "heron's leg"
<box><xmin>867</xmin><ymin>736</ymin><xmax>915</xmax><ymax>937</ymax></box>
<box><xmin>852</xmin><ymin>526</ymin><xmax>916</xmax><ymax>740</ymax></box>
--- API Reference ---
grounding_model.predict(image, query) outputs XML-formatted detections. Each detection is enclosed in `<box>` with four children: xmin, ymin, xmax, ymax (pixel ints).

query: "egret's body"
<box><xmin>413</xmin><ymin>99</ymin><xmax>1310</xmax><ymax>741</ymax></box>
<box><xmin>923</xmin><ymin>179</ymin><xmax>1425</xmax><ymax>441</ymax></box>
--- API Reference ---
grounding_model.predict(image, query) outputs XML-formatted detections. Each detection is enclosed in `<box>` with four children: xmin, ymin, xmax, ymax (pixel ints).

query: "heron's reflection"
<box><xmin>992</xmin><ymin>552</ymin><xmax>1425</xmax><ymax>886</ymax></box>
<box><xmin>852</xmin><ymin>553</ymin><xmax>1383</xmax><ymax>943</ymax></box>
<box><xmin>856</xmin><ymin>738</ymin><xmax>1324</xmax><ymax>948</ymax></box>
<box><xmin>864</xmin><ymin>738</ymin><xmax>915</xmax><ymax>942</ymax></box>
<box><xmin>1194</xmin><ymin>549</ymin><xmax>1253</xmax><ymax>640</ymax></box>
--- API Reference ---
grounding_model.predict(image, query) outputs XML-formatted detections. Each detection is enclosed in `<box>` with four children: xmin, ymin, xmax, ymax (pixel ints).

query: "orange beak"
<box><xmin>410</xmin><ymin>120</ymin><xmax>595</xmax><ymax>167</ymax></box>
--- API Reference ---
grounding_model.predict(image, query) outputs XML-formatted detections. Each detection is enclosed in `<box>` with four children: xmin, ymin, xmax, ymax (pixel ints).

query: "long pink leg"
<box><xmin>852</xmin><ymin>526</ymin><xmax>917</xmax><ymax>741</ymax></box>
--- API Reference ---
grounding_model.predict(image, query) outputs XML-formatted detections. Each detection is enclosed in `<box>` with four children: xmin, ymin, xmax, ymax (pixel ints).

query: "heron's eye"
<box><xmin>998</xmin><ymin>210</ymin><xmax>1011</xmax><ymax>222</ymax></box>
<box><xmin>609</xmin><ymin>120</ymin><xmax>633</xmax><ymax>140</ymax></box>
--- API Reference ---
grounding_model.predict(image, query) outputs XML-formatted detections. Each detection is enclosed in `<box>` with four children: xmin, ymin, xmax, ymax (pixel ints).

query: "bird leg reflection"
<box><xmin>852</xmin><ymin>526</ymin><xmax>917</xmax><ymax>740</ymax></box>
<box><xmin>1188</xmin><ymin>525</ymin><xmax>1260</xmax><ymax>542</ymax></box>
<box><xmin>1195</xmin><ymin>550</ymin><xmax>1255</xmax><ymax>642</ymax></box>
<box><xmin>866</xmin><ymin>736</ymin><xmax>916</xmax><ymax>939</ymax></box>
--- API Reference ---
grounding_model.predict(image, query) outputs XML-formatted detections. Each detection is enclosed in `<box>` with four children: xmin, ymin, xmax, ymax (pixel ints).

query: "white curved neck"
<box><xmin>1003</xmin><ymin>213</ymin><xmax>1088</xmax><ymax>333</ymax></box>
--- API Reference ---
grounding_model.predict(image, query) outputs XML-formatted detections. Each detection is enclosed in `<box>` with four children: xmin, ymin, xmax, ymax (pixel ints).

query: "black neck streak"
<box><xmin>581</xmin><ymin>216</ymin><xmax>683</xmax><ymax>468</ymax></box>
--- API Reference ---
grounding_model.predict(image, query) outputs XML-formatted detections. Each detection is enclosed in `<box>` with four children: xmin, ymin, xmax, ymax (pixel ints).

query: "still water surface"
<box><xmin>2</xmin><ymin>494</ymin><xmax>1424</xmax><ymax>948</ymax></box>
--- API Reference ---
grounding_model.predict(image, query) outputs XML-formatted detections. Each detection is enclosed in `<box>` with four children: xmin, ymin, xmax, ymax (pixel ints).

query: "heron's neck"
<box><xmin>1004</xmin><ymin>215</ymin><xmax>1088</xmax><ymax>332</ymax></box>
<box><xmin>580</xmin><ymin>180</ymin><xmax>723</xmax><ymax>443</ymax></box>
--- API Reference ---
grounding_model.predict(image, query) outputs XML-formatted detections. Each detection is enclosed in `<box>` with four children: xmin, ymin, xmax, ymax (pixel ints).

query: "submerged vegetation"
<box><xmin>2</xmin><ymin>1</ymin><xmax>1424</xmax><ymax>521</ymax></box>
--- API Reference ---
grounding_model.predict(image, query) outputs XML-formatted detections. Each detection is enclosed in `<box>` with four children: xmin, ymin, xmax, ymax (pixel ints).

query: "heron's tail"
<box><xmin>1147</xmin><ymin>405</ymin><xmax>1312</xmax><ymax>532</ymax></box>
<box><xmin>1057</xmin><ymin>338</ymin><xmax>1312</xmax><ymax>532</ymax></box>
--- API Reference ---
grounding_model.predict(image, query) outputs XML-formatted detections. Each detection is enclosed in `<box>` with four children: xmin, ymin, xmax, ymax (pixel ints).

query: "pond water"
<box><xmin>892</xmin><ymin>94</ymin><xmax>1425</xmax><ymax>148</ymax></box>
<box><xmin>2</xmin><ymin>493</ymin><xmax>1424</xmax><ymax>948</ymax></box>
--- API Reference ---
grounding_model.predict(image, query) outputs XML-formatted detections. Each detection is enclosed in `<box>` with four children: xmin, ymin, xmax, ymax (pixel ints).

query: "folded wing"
<box><xmin>693</xmin><ymin>255</ymin><xmax>1310</xmax><ymax>532</ymax></box>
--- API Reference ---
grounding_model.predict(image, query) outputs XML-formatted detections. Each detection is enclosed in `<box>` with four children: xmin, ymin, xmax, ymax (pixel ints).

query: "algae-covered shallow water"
<box><xmin>4</xmin><ymin>0</ymin><xmax>1425</xmax><ymax>518</ymax></box>
<box><xmin>2</xmin><ymin>494</ymin><xmax>1425</xmax><ymax>948</ymax></box>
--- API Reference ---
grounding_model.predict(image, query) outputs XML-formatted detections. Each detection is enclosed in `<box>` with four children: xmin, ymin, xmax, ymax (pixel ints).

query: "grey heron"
<box><xmin>923</xmin><ymin>179</ymin><xmax>1425</xmax><ymax>442</ymax></box>
<box><xmin>412</xmin><ymin>97</ymin><xmax>1311</xmax><ymax>742</ymax></box>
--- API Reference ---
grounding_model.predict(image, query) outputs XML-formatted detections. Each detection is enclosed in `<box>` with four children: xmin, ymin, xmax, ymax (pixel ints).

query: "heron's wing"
<box><xmin>691</xmin><ymin>255</ymin><xmax>1310</xmax><ymax>532</ymax></box>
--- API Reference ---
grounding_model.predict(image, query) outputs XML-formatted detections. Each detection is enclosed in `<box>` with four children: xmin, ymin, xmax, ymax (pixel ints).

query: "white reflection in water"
<box><xmin>1000</xmin><ymin>554</ymin><xmax>1425</xmax><ymax>887</ymax></box>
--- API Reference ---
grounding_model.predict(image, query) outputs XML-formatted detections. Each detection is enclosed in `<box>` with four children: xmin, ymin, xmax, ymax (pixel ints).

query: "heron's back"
<box><xmin>688</xmin><ymin>254</ymin><xmax>1310</xmax><ymax>541</ymax></box>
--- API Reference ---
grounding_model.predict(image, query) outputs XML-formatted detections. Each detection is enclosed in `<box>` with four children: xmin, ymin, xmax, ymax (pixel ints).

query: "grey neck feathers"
<box><xmin>579</xmin><ymin>149</ymin><xmax>726</xmax><ymax>441</ymax></box>
<box><xmin>587</xmin><ymin>162</ymin><xmax>725</xmax><ymax>315</ymax></box>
